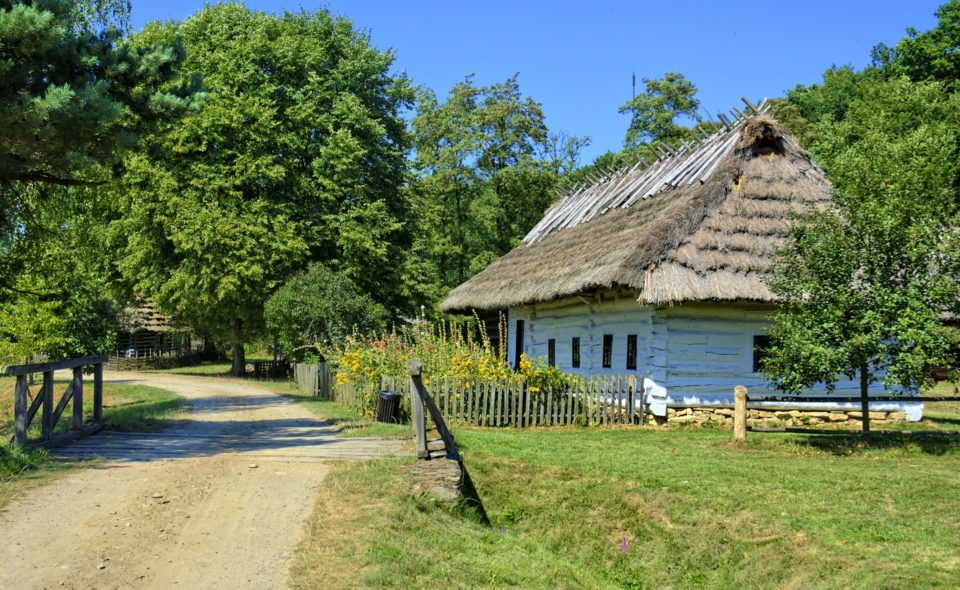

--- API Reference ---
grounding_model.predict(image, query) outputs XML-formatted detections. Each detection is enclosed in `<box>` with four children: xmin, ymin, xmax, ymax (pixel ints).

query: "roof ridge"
<box><xmin>526</xmin><ymin>98</ymin><xmax>770</xmax><ymax>245</ymax></box>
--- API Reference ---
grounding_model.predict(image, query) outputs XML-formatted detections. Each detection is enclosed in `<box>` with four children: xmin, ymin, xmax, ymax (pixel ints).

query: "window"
<box><xmin>753</xmin><ymin>335</ymin><xmax>771</xmax><ymax>373</ymax></box>
<box><xmin>602</xmin><ymin>334</ymin><xmax>613</xmax><ymax>368</ymax></box>
<box><xmin>548</xmin><ymin>339</ymin><xmax>556</xmax><ymax>366</ymax></box>
<box><xmin>514</xmin><ymin>320</ymin><xmax>525</xmax><ymax>370</ymax></box>
<box><xmin>626</xmin><ymin>335</ymin><xmax>638</xmax><ymax>370</ymax></box>
<box><xmin>571</xmin><ymin>337</ymin><xmax>580</xmax><ymax>368</ymax></box>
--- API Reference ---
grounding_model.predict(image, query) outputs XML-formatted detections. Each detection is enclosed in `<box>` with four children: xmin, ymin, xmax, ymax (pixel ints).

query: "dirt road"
<box><xmin>0</xmin><ymin>372</ymin><xmax>403</xmax><ymax>589</ymax></box>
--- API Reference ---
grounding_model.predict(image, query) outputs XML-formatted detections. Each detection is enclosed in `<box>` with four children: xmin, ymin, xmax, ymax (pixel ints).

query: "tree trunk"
<box><xmin>859</xmin><ymin>364</ymin><xmax>871</xmax><ymax>440</ymax></box>
<box><xmin>230</xmin><ymin>318</ymin><xmax>246</xmax><ymax>377</ymax></box>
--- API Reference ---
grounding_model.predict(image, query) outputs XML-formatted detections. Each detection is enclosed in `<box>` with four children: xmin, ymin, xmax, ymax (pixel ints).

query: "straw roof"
<box><xmin>117</xmin><ymin>300</ymin><xmax>180</xmax><ymax>333</ymax></box>
<box><xmin>441</xmin><ymin>114</ymin><xmax>831</xmax><ymax>313</ymax></box>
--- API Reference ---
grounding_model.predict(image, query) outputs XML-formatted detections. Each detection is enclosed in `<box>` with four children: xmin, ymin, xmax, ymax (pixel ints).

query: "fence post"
<box><xmin>408</xmin><ymin>360</ymin><xmax>428</xmax><ymax>459</ymax></box>
<box><xmin>93</xmin><ymin>363</ymin><xmax>103</xmax><ymax>423</ymax></box>
<box><xmin>733</xmin><ymin>385</ymin><xmax>748</xmax><ymax>442</ymax></box>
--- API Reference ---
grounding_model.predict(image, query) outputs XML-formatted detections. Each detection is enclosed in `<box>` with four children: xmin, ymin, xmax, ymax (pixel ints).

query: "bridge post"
<box><xmin>42</xmin><ymin>370</ymin><xmax>54</xmax><ymax>440</ymax></box>
<box><xmin>72</xmin><ymin>366</ymin><xmax>84</xmax><ymax>430</ymax></box>
<box><xmin>14</xmin><ymin>375</ymin><xmax>27</xmax><ymax>446</ymax></box>
<box><xmin>408</xmin><ymin>360</ymin><xmax>428</xmax><ymax>459</ymax></box>
<box><xmin>93</xmin><ymin>363</ymin><xmax>103</xmax><ymax>423</ymax></box>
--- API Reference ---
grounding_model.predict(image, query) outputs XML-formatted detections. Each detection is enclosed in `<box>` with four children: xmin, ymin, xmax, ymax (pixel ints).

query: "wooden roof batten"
<box><xmin>524</xmin><ymin>97</ymin><xmax>771</xmax><ymax>245</ymax></box>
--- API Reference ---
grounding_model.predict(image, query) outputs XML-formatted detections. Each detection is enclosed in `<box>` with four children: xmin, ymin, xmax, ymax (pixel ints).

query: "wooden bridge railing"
<box><xmin>408</xmin><ymin>359</ymin><xmax>460</xmax><ymax>462</ymax></box>
<box><xmin>3</xmin><ymin>356</ymin><xmax>106</xmax><ymax>447</ymax></box>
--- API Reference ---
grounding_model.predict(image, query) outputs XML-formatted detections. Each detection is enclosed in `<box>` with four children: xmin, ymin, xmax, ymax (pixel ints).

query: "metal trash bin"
<box><xmin>376</xmin><ymin>390</ymin><xmax>401</xmax><ymax>423</ymax></box>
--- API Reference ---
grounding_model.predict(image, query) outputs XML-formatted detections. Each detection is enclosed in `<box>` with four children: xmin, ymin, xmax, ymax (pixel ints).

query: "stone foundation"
<box><xmin>649</xmin><ymin>407</ymin><xmax>908</xmax><ymax>428</ymax></box>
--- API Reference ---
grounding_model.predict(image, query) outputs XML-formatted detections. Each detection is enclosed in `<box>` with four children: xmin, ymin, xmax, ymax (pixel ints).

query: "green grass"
<box><xmin>293</xmin><ymin>419</ymin><xmax>960</xmax><ymax>588</ymax></box>
<box><xmin>0</xmin><ymin>375</ymin><xmax>187</xmax><ymax>508</ymax></box>
<box><xmin>256</xmin><ymin>380</ymin><xmax>410</xmax><ymax>439</ymax></box>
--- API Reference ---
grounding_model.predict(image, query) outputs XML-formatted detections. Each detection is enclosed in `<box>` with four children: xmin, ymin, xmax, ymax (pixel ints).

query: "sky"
<box><xmin>130</xmin><ymin>1</ymin><xmax>945</xmax><ymax>163</ymax></box>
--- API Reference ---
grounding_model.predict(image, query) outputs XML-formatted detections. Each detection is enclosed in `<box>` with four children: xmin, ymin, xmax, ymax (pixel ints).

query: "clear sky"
<box><xmin>130</xmin><ymin>1</ymin><xmax>944</xmax><ymax>163</ymax></box>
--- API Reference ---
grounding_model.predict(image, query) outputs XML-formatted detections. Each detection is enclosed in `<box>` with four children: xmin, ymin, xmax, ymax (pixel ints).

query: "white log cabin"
<box><xmin>441</xmin><ymin>111</ymin><xmax>922</xmax><ymax>420</ymax></box>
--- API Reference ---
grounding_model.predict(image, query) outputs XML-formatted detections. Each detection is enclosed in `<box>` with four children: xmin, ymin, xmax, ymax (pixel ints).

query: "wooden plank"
<box><xmin>52</xmin><ymin>382</ymin><xmax>74</xmax><ymax>429</ymax></box>
<box><xmin>41</xmin><ymin>371</ymin><xmax>54</xmax><ymax>439</ymax></box>
<box><xmin>547</xmin><ymin>387</ymin><xmax>554</xmax><ymax>427</ymax></box>
<box><xmin>3</xmin><ymin>355</ymin><xmax>107</xmax><ymax>376</ymax></box>
<box><xmin>14</xmin><ymin>375</ymin><xmax>28</xmax><ymax>446</ymax></box>
<box><xmin>524</xmin><ymin>381</ymin><xmax>532</xmax><ymax>427</ymax></box>
<box><xmin>638</xmin><ymin>377</ymin><xmax>646</xmax><ymax>425</ymax></box>
<box><xmin>487</xmin><ymin>379</ymin><xmax>495</xmax><ymax>426</ymax></box>
<box><xmin>493</xmin><ymin>379</ymin><xmax>500</xmax><ymax>427</ymax></box>
<box><xmin>26</xmin><ymin>383</ymin><xmax>43</xmax><ymax>429</ymax></box>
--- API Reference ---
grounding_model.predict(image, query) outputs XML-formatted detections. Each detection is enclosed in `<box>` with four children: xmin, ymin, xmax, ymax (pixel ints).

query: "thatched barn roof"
<box><xmin>441</xmin><ymin>112</ymin><xmax>831</xmax><ymax>313</ymax></box>
<box><xmin>117</xmin><ymin>300</ymin><xmax>182</xmax><ymax>333</ymax></box>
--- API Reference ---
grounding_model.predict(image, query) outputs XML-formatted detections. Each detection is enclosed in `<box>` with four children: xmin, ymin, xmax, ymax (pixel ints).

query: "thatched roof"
<box><xmin>441</xmin><ymin>113</ymin><xmax>831</xmax><ymax>313</ymax></box>
<box><xmin>117</xmin><ymin>300</ymin><xmax>181</xmax><ymax>333</ymax></box>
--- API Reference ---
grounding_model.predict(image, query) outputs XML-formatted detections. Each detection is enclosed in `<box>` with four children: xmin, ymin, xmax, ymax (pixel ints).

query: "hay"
<box><xmin>440</xmin><ymin>116</ymin><xmax>831</xmax><ymax>313</ymax></box>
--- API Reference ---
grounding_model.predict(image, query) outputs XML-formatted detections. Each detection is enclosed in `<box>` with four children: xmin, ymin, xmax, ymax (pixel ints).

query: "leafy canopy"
<box><xmin>264</xmin><ymin>263</ymin><xmax>387</xmax><ymax>352</ymax></box>
<box><xmin>618</xmin><ymin>72</ymin><xmax>700</xmax><ymax>148</ymax></box>
<box><xmin>764</xmin><ymin>77</ymin><xmax>960</xmax><ymax>398</ymax></box>
<box><xmin>109</xmin><ymin>3</ymin><xmax>413</xmax><ymax>372</ymax></box>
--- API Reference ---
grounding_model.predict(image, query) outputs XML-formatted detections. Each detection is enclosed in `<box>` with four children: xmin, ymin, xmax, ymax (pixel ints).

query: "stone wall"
<box><xmin>648</xmin><ymin>406</ymin><xmax>907</xmax><ymax>428</ymax></box>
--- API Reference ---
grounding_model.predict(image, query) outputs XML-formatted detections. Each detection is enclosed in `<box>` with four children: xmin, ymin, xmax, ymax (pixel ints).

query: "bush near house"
<box><xmin>333</xmin><ymin>321</ymin><xmax>570</xmax><ymax>415</ymax></box>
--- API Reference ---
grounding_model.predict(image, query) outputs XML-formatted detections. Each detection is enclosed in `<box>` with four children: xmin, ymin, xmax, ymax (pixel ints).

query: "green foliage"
<box><xmin>108</xmin><ymin>4</ymin><xmax>414</xmax><ymax>372</ymax></box>
<box><xmin>410</xmin><ymin>74</ymin><xmax>585</xmax><ymax>296</ymax></box>
<box><xmin>264</xmin><ymin>263</ymin><xmax>387</xmax><ymax>351</ymax></box>
<box><xmin>765</xmin><ymin>77</ymin><xmax>960</xmax><ymax>396</ymax></box>
<box><xmin>0</xmin><ymin>0</ymin><xmax>191</xmax><ymax>186</ymax></box>
<box><xmin>893</xmin><ymin>0</ymin><xmax>960</xmax><ymax>84</ymax></box>
<box><xmin>618</xmin><ymin>72</ymin><xmax>700</xmax><ymax>148</ymax></box>
<box><xmin>0</xmin><ymin>183</ymin><xmax>117</xmax><ymax>363</ymax></box>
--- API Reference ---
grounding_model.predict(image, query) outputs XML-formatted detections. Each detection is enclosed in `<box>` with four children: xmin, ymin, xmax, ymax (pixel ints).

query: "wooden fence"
<box><xmin>327</xmin><ymin>373</ymin><xmax>646</xmax><ymax>428</ymax></box>
<box><xmin>293</xmin><ymin>363</ymin><xmax>334</xmax><ymax>399</ymax></box>
<box><xmin>3</xmin><ymin>356</ymin><xmax>106</xmax><ymax>447</ymax></box>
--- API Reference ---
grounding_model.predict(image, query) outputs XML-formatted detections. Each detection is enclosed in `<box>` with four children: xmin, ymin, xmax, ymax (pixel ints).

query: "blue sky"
<box><xmin>131</xmin><ymin>1</ymin><xmax>944</xmax><ymax>163</ymax></box>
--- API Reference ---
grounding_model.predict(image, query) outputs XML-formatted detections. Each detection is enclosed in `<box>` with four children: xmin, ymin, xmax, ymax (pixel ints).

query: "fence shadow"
<box><xmin>798</xmin><ymin>430</ymin><xmax>960</xmax><ymax>456</ymax></box>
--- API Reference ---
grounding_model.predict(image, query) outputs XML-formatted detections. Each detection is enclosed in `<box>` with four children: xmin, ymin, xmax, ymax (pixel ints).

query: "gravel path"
<box><xmin>0</xmin><ymin>371</ymin><xmax>403</xmax><ymax>590</ymax></box>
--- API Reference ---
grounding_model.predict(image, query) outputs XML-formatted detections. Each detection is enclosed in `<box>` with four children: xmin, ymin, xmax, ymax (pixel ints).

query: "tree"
<box><xmin>763</xmin><ymin>78</ymin><xmax>960</xmax><ymax>437</ymax></box>
<box><xmin>410</xmin><ymin>74</ymin><xmax>584</xmax><ymax>295</ymax></box>
<box><xmin>264</xmin><ymin>263</ymin><xmax>387</xmax><ymax>353</ymax></box>
<box><xmin>618</xmin><ymin>72</ymin><xmax>700</xmax><ymax>148</ymax></box>
<box><xmin>893</xmin><ymin>0</ymin><xmax>960</xmax><ymax>85</ymax></box>
<box><xmin>0</xmin><ymin>0</ymin><xmax>191</xmax><ymax>187</ymax></box>
<box><xmin>110</xmin><ymin>4</ymin><xmax>413</xmax><ymax>375</ymax></box>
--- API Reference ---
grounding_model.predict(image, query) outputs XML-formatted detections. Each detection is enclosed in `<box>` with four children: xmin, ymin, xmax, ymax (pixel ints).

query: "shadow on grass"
<box><xmin>460</xmin><ymin>465</ymin><xmax>491</xmax><ymax>526</ymax></box>
<box><xmin>103</xmin><ymin>397</ymin><xmax>189</xmax><ymax>432</ymax></box>
<box><xmin>800</xmin><ymin>431</ymin><xmax>960</xmax><ymax>456</ymax></box>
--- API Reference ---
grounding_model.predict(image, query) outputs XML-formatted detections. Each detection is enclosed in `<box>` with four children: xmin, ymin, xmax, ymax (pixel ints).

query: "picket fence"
<box><xmin>333</xmin><ymin>374</ymin><xmax>647</xmax><ymax>428</ymax></box>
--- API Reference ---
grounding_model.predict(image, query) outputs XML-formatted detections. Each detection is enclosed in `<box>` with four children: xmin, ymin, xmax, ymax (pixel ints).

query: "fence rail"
<box><xmin>3</xmin><ymin>356</ymin><xmax>106</xmax><ymax>447</ymax></box>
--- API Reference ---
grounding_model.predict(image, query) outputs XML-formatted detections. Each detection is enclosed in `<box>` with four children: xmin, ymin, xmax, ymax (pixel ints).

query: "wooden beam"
<box><xmin>52</xmin><ymin>382</ymin><xmax>75</xmax><ymax>428</ymax></box>
<box><xmin>41</xmin><ymin>371</ymin><xmax>54</xmax><ymax>440</ymax></box>
<box><xmin>14</xmin><ymin>375</ymin><xmax>28</xmax><ymax>446</ymax></box>
<box><xmin>72</xmin><ymin>367</ymin><xmax>84</xmax><ymax>430</ymax></box>
<box><xmin>93</xmin><ymin>363</ymin><xmax>103</xmax><ymax>423</ymax></box>
<box><xmin>2</xmin><ymin>355</ymin><xmax>107</xmax><ymax>376</ymax></box>
<box><xmin>741</xmin><ymin>96</ymin><xmax>761</xmax><ymax>115</ymax></box>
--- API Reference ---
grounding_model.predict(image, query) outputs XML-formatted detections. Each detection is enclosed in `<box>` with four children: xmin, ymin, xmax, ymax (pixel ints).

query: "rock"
<box><xmin>805</xmin><ymin>412</ymin><xmax>832</xmax><ymax>419</ymax></box>
<box><xmin>97</xmin><ymin>562</ymin><xmax>106</xmax><ymax>570</ymax></box>
<box><xmin>669</xmin><ymin>415</ymin><xmax>698</xmax><ymax>424</ymax></box>
<box><xmin>714</xmin><ymin>408</ymin><xmax>733</xmax><ymax>416</ymax></box>
<box><xmin>248</xmin><ymin>464</ymin><xmax>258</xmax><ymax>469</ymax></box>
<box><xmin>889</xmin><ymin>411</ymin><xmax>907</xmax><ymax>421</ymax></box>
<box><xmin>151</xmin><ymin>492</ymin><xmax>163</xmax><ymax>499</ymax></box>
<box><xmin>827</xmin><ymin>413</ymin><xmax>848</xmax><ymax>422</ymax></box>
<box><xmin>774</xmin><ymin>411</ymin><xmax>793</xmax><ymax>420</ymax></box>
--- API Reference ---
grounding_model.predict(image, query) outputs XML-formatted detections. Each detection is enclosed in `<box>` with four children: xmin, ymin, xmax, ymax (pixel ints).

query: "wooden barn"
<box><xmin>108</xmin><ymin>301</ymin><xmax>195</xmax><ymax>369</ymax></box>
<box><xmin>442</xmin><ymin>109</ymin><xmax>922</xmax><ymax>420</ymax></box>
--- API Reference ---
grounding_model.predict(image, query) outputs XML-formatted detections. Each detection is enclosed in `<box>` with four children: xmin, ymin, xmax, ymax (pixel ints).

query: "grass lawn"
<box><xmin>291</xmin><ymin>392</ymin><xmax>960</xmax><ymax>589</ymax></box>
<box><xmin>0</xmin><ymin>375</ymin><xmax>187</xmax><ymax>508</ymax></box>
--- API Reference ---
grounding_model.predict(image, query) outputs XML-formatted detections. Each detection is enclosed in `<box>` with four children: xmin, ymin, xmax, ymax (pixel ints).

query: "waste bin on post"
<box><xmin>376</xmin><ymin>390</ymin><xmax>401</xmax><ymax>423</ymax></box>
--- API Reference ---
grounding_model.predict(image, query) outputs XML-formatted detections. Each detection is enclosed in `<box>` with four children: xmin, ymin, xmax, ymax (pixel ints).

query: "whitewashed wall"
<box><xmin>508</xmin><ymin>296</ymin><xmax>653</xmax><ymax>375</ymax></box>
<box><xmin>508</xmin><ymin>296</ymin><xmax>921</xmax><ymax>419</ymax></box>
